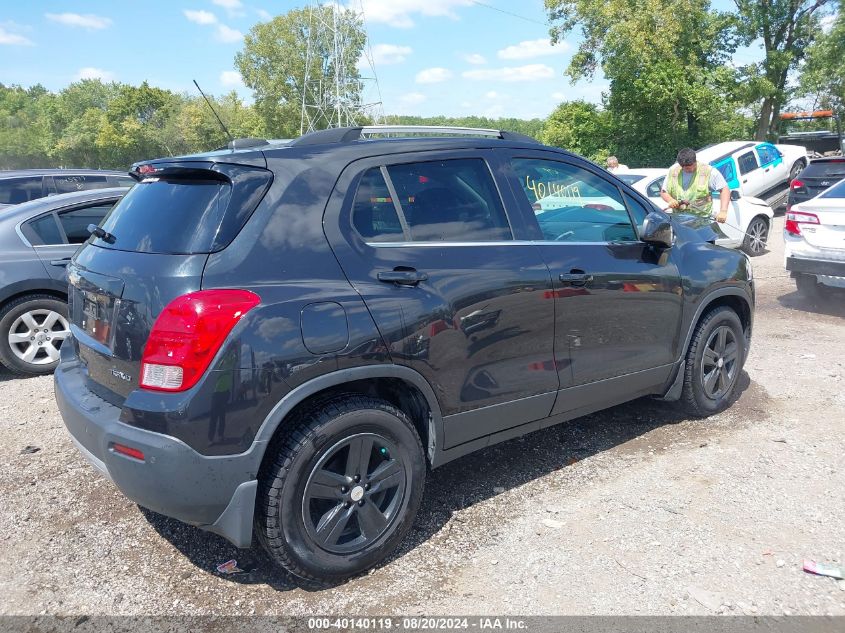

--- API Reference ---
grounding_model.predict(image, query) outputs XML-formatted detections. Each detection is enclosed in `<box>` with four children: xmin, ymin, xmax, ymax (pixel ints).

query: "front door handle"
<box><xmin>378</xmin><ymin>269</ymin><xmax>428</xmax><ymax>286</ymax></box>
<box><xmin>559</xmin><ymin>271</ymin><xmax>593</xmax><ymax>287</ymax></box>
<box><xmin>50</xmin><ymin>258</ymin><xmax>72</xmax><ymax>267</ymax></box>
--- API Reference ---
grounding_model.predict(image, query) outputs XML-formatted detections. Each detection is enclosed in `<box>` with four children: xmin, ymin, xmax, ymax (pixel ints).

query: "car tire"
<box><xmin>788</xmin><ymin>159</ymin><xmax>806</xmax><ymax>182</ymax></box>
<box><xmin>741</xmin><ymin>216</ymin><xmax>769</xmax><ymax>257</ymax></box>
<box><xmin>681</xmin><ymin>306</ymin><xmax>746</xmax><ymax>417</ymax></box>
<box><xmin>0</xmin><ymin>294</ymin><xmax>70</xmax><ymax>376</ymax></box>
<box><xmin>255</xmin><ymin>395</ymin><xmax>426</xmax><ymax>584</ymax></box>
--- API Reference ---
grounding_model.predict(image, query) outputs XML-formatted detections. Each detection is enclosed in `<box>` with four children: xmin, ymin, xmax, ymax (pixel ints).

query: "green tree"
<box><xmin>235</xmin><ymin>6</ymin><xmax>366</xmax><ymax>136</ymax></box>
<box><xmin>540</xmin><ymin>101</ymin><xmax>612</xmax><ymax>162</ymax></box>
<box><xmin>734</xmin><ymin>0</ymin><xmax>834</xmax><ymax>140</ymax></box>
<box><xmin>388</xmin><ymin>114</ymin><xmax>545</xmax><ymax>139</ymax></box>
<box><xmin>799</xmin><ymin>6</ymin><xmax>844</xmax><ymax>115</ymax></box>
<box><xmin>546</xmin><ymin>0</ymin><xmax>747</xmax><ymax>165</ymax></box>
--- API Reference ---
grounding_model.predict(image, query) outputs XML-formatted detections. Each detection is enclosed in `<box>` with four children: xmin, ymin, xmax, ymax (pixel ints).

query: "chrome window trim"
<box><xmin>366</xmin><ymin>239</ymin><xmax>642</xmax><ymax>248</ymax></box>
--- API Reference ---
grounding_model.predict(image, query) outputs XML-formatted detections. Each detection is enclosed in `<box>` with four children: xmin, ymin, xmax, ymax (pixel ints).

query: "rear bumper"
<box><xmin>54</xmin><ymin>347</ymin><xmax>258</xmax><ymax>547</ymax></box>
<box><xmin>786</xmin><ymin>256</ymin><xmax>845</xmax><ymax>278</ymax></box>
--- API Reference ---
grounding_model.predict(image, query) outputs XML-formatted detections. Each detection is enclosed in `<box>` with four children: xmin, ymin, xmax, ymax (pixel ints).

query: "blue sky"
<box><xmin>0</xmin><ymin>0</ymin><xmax>765</xmax><ymax>120</ymax></box>
<box><xmin>0</xmin><ymin>0</ymin><xmax>614</xmax><ymax>120</ymax></box>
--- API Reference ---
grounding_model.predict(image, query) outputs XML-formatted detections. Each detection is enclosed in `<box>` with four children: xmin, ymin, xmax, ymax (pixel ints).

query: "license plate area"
<box><xmin>74</xmin><ymin>288</ymin><xmax>117</xmax><ymax>348</ymax></box>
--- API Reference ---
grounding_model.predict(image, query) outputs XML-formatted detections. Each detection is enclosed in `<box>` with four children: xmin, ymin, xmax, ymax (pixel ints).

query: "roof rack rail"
<box><xmin>290</xmin><ymin>125</ymin><xmax>539</xmax><ymax>146</ymax></box>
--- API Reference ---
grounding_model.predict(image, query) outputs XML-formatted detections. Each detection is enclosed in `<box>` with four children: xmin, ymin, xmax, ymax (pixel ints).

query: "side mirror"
<box><xmin>730</xmin><ymin>190</ymin><xmax>740</xmax><ymax>201</ymax></box>
<box><xmin>641</xmin><ymin>212</ymin><xmax>674</xmax><ymax>248</ymax></box>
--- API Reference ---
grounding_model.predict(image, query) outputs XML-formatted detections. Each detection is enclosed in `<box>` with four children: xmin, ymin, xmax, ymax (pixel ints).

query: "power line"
<box><xmin>469</xmin><ymin>1</ymin><xmax>549</xmax><ymax>27</ymax></box>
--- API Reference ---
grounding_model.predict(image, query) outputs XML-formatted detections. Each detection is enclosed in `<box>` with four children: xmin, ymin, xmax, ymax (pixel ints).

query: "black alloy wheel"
<box><xmin>699</xmin><ymin>325</ymin><xmax>739</xmax><ymax>400</ymax></box>
<box><xmin>302</xmin><ymin>433</ymin><xmax>407</xmax><ymax>554</ymax></box>
<box><xmin>255</xmin><ymin>395</ymin><xmax>425</xmax><ymax>584</ymax></box>
<box><xmin>681</xmin><ymin>306</ymin><xmax>746</xmax><ymax>417</ymax></box>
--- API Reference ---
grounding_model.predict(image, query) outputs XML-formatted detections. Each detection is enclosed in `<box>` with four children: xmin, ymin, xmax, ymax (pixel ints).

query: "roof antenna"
<box><xmin>193</xmin><ymin>79</ymin><xmax>233</xmax><ymax>146</ymax></box>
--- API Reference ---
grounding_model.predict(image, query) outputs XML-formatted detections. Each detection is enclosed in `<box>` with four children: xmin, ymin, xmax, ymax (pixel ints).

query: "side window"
<box><xmin>58</xmin><ymin>204</ymin><xmax>115</xmax><ymax>244</ymax></box>
<box><xmin>115</xmin><ymin>177</ymin><xmax>136</xmax><ymax>188</ymax></box>
<box><xmin>351</xmin><ymin>168</ymin><xmax>404</xmax><ymax>242</ymax></box>
<box><xmin>53</xmin><ymin>175</ymin><xmax>109</xmax><ymax>194</ymax></box>
<box><xmin>623</xmin><ymin>193</ymin><xmax>649</xmax><ymax>231</ymax></box>
<box><xmin>715</xmin><ymin>160</ymin><xmax>736</xmax><ymax>184</ymax></box>
<box><xmin>756</xmin><ymin>144</ymin><xmax>775</xmax><ymax>166</ymax></box>
<box><xmin>386</xmin><ymin>158</ymin><xmax>511</xmax><ymax>242</ymax></box>
<box><xmin>0</xmin><ymin>177</ymin><xmax>43</xmax><ymax>205</ymax></box>
<box><xmin>646</xmin><ymin>177</ymin><xmax>664</xmax><ymax>198</ymax></box>
<box><xmin>23</xmin><ymin>214</ymin><xmax>64</xmax><ymax>246</ymax></box>
<box><xmin>511</xmin><ymin>158</ymin><xmax>636</xmax><ymax>242</ymax></box>
<box><xmin>738</xmin><ymin>151</ymin><xmax>759</xmax><ymax>175</ymax></box>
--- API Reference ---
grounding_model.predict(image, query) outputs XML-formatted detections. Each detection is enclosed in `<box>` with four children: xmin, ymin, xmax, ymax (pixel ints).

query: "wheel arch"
<box><xmin>0</xmin><ymin>283</ymin><xmax>68</xmax><ymax>313</ymax></box>
<box><xmin>252</xmin><ymin>365</ymin><xmax>444</xmax><ymax>475</ymax></box>
<box><xmin>681</xmin><ymin>289</ymin><xmax>753</xmax><ymax>360</ymax></box>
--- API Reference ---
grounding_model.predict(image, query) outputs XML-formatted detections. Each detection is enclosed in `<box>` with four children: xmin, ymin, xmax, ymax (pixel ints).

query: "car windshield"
<box><xmin>616</xmin><ymin>174</ymin><xmax>646</xmax><ymax>186</ymax></box>
<box><xmin>819</xmin><ymin>179</ymin><xmax>845</xmax><ymax>199</ymax></box>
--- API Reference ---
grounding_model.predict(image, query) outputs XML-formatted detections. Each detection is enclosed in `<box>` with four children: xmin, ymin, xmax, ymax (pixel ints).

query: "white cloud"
<box><xmin>497</xmin><ymin>38</ymin><xmax>568</xmax><ymax>60</ymax></box>
<box><xmin>212</xmin><ymin>0</ymin><xmax>243</xmax><ymax>9</ymax></box>
<box><xmin>357</xmin><ymin>0</ymin><xmax>473</xmax><ymax>28</ymax></box>
<box><xmin>256</xmin><ymin>9</ymin><xmax>273</xmax><ymax>20</ymax></box>
<box><xmin>75</xmin><ymin>67</ymin><xmax>115</xmax><ymax>81</ymax></box>
<box><xmin>415</xmin><ymin>67</ymin><xmax>453</xmax><ymax>84</ymax></box>
<box><xmin>213</xmin><ymin>0</ymin><xmax>245</xmax><ymax>17</ymax></box>
<box><xmin>551</xmin><ymin>91</ymin><xmax>566</xmax><ymax>100</ymax></box>
<box><xmin>0</xmin><ymin>26</ymin><xmax>33</xmax><ymax>45</ymax></box>
<box><xmin>463</xmin><ymin>53</ymin><xmax>486</xmax><ymax>65</ymax></box>
<box><xmin>462</xmin><ymin>64</ymin><xmax>555</xmax><ymax>82</ymax></box>
<box><xmin>220</xmin><ymin>70</ymin><xmax>244</xmax><ymax>87</ymax></box>
<box><xmin>184</xmin><ymin>10</ymin><xmax>218</xmax><ymax>25</ymax></box>
<box><xmin>370</xmin><ymin>43</ymin><xmax>413</xmax><ymax>65</ymax></box>
<box><xmin>484</xmin><ymin>91</ymin><xmax>499</xmax><ymax>99</ymax></box>
<box><xmin>45</xmin><ymin>13</ymin><xmax>112</xmax><ymax>30</ymax></box>
<box><xmin>400</xmin><ymin>92</ymin><xmax>426</xmax><ymax>105</ymax></box>
<box><xmin>216</xmin><ymin>24</ymin><xmax>243</xmax><ymax>43</ymax></box>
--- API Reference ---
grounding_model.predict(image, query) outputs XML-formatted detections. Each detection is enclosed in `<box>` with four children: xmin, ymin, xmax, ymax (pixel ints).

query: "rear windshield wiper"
<box><xmin>87</xmin><ymin>224</ymin><xmax>116</xmax><ymax>244</ymax></box>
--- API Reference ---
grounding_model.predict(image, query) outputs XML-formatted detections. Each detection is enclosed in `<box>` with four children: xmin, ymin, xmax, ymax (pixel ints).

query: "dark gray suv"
<box><xmin>55</xmin><ymin>127</ymin><xmax>754</xmax><ymax>584</ymax></box>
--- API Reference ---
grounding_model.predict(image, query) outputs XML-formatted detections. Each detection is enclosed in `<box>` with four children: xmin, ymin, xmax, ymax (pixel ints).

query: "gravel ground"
<box><xmin>1</xmin><ymin>214</ymin><xmax>844</xmax><ymax>616</ymax></box>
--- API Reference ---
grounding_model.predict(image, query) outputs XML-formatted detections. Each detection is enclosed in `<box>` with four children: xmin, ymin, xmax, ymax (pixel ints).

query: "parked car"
<box><xmin>784</xmin><ymin>178</ymin><xmax>845</xmax><ymax>299</ymax></box>
<box><xmin>0</xmin><ymin>169</ymin><xmax>134</xmax><ymax>210</ymax></box>
<box><xmin>0</xmin><ymin>187</ymin><xmax>128</xmax><ymax>375</ymax></box>
<box><xmin>56</xmin><ymin>127</ymin><xmax>754</xmax><ymax>584</ymax></box>
<box><xmin>695</xmin><ymin>141</ymin><xmax>808</xmax><ymax>209</ymax></box>
<box><xmin>616</xmin><ymin>168</ymin><xmax>774</xmax><ymax>256</ymax></box>
<box><xmin>787</xmin><ymin>157</ymin><xmax>845</xmax><ymax>210</ymax></box>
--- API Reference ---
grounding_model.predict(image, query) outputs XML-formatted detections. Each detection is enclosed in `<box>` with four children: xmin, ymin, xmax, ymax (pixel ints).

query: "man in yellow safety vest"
<box><xmin>660</xmin><ymin>148</ymin><xmax>730</xmax><ymax>223</ymax></box>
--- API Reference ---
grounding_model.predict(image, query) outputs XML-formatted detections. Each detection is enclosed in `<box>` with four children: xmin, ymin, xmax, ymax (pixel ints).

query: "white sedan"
<box><xmin>784</xmin><ymin>178</ymin><xmax>845</xmax><ymax>299</ymax></box>
<box><xmin>616</xmin><ymin>168</ymin><xmax>775</xmax><ymax>257</ymax></box>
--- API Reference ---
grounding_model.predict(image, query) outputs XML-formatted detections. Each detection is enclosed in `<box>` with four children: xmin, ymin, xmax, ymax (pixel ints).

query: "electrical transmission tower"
<box><xmin>300</xmin><ymin>0</ymin><xmax>384</xmax><ymax>134</ymax></box>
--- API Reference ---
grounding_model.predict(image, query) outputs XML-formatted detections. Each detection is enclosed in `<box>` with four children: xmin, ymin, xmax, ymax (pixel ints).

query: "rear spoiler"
<box><xmin>128</xmin><ymin>162</ymin><xmax>231</xmax><ymax>183</ymax></box>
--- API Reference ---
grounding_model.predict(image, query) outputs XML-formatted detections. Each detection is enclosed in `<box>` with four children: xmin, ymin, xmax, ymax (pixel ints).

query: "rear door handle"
<box><xmin>559</xmin><ymin>272</ymin><xmax>593</xmax><ymax>287</ymax></box>
<box><xmin>50</xmin><ymin>258</ymin><xmax>72</xmax><ymax>267</ymax></box>
<box><xmin>378</xmin><ymin>269</ymin><xmax>428</xmax><ymax>286</ymax></box>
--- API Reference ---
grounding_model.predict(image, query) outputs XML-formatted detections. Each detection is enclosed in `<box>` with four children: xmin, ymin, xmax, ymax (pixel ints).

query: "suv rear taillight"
<box><xmin>140</xmin><ymin>289</ymin><xmax>260</xmax><ymax>392</ymax></box>
<box><xmin>785</xmin><ymin>211</ymin><xmax>819</xmax><ymax>236</ymax></box>
<box><xmin>790</xmin><ymin>178</ymin><xmax>805</xmax><ymax>191</ymax></box>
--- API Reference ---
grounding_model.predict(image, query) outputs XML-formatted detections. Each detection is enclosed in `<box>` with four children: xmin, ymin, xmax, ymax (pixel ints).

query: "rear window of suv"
<box><xmin>803</xmin><ymin>160</ymin><xmax>845</xmax><ymax>179</ymax></box>
<box><xmin>92</xmin><ymin>164</ymin><xmax>271</xmax><ymax>254</ymax></box>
